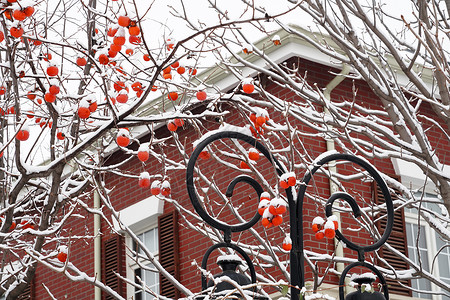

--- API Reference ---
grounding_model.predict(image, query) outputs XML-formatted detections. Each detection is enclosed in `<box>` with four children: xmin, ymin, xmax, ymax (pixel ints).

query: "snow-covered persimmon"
<box><xmin>138</xmin><ymin>172</ymin><xmax>150</xmax><ymax>188</ymax></box>
<box><xmin>113</xmin><ymin>36</ymin><xmax>125</xmax><ymax>46</ymax></box>
<box><xmin>57</xmin><ymin>132</ymin><xmax>65</xmax><ymax>140</ymax></box>
<box><xmin>258</xmin><ymin>199</ymin><xmax>269</xmax><ymax>215</ymax></box>
<box><xmin>110</xmin><ymin>44</ymin><xmax>121</xmax><ymax>53</ymax></box>
<box><xmin>188</xmin><ymin>68</ymin><xmax>197</xmax><ymax>75</ymax></box>
<box><xmin>324</xmin><ymin>220</ymin><xmax>336</xmax><ymax>239</ymax></box>
<box><xmin>166</xmin><ymin>39</ymin><xmax>175</xmax><ymax>50</ymax></box>
<box><xmin>57</xmin><ymin>246</ymin><xmax>68</xmax><ymax>262</ymax></box>
<box><xmin>125</xmin><ymin>48</ymin><xmax>133</xmax><ymax>55</ymax></box>
<box><xmin>167</xmin><ymin>122</ymin><xmax>177</xmax><ymax>132</ymax></box>
<box><xmin>131</xmin><ymin>82</ymin><xmax>142</xmax><ymax>91</ymax></box>
<box><xmin>78</xmin><ymin>100</ymin><xmax>91</xmax><ymax>119</ymax></box>
<box><xmin>46</xmin><ymin>65</ymin><xmax>59</xmax><ymax>77</ymax></box>
<box><xmin>128</xmin><ymin>26</ymin><xmax>140</xmax><ymax>36</ymax></box>
<box><xmin>0</xmin><ymin>86</ymin><xmax>5</xmax><ymax>95</ymax></box>
<box><xmin>76</xmin><ymin>57</ymin><xmax>87</xmax><ymax>66</ymax></box>
<box><xmin>13</xmin><ymin>10</ymin><xmax>26</xmax><ymax>21</ymax></box>
<box><xmin>143</xmin><ymin>54</ymin><xmax>150</xmax><ymax>61</ymax></box>
<box><xmin>44</xmin><ymin>93</ymin><xmax>56</xmax><ymax>103</ymax></box>
<box><xmin>199</xmin><ymin>150</ymin><xmax>210</xmax><ymax>160</ymax></box>
<box><xmin>168</xmin><ymin>91</ymin><xmax>178</xmax><ymax>101</ymax></box>
<box><xmin>98</xmin><ymin>54</ymin><xmax>109</xmax><ymax>65</ymax></box>
<box><xmin>272</xmin><ymin>35</ymin><xmax>281</xmax><ymax>45</ymax></box>
<box><xmin>240</xmin><ymin>161</ymin><xmax>250</xmax><ymax>169</ymax></box>
<box><xmin>116</xmin><ymin>92</ymin><xmax>128</xmax><ymax>103</ymax></box>
<box><xmin>150</xmin><ymin>180</ymin><xmax>161</xmax><ymax>196</ymax></box>
<box><xmin>177</xmin><ymin>66</ymin><xmax>185</xmax><ymax>74</ymax></box>
<box><xmin>160</xmin><ymin>180</ymin><xmax>171</xmax><ymax>196</ymax></box>
<box><xmin>43</xmin><ymin>52</ymin><xmax>52</xmax><ymax>61</ymax></box>
<box><xmin>113</xmin><ymin>81</ymin><xmax>126</xmax><ymax>92</ymax></box>
<box><xmin>108</xmin><ymin>50</ymin><xmax>118</xmax><ymax>59</ymax></box>
<box><xmin>27</xmin><ymin>91</ymin><xmax>36</xmax><ymax>100</ymax></box>
<box><xmin>137</xmin><ymin>144</ymin><xmax>149</xmax><ymax>162</ymax></box>
<box><xmin>174</xmin><ymin>118</ymin><xmax>184</xmax><ymax>127</ymax></box>
<box><xmin>10</xmin><ymin>26</ymin><xmax>24</xmax><ymax>38</ymax></box>
<box><xmin>49</xmin><ymin>85</ymin><xmax>60</xmax><ymax>95</ymax></box>
<box><xmin>196</xmin><ymin>90</ymin><xmax>207</xmax><ymax>101</ymax></box>
<box><xmin>107</xmin><ymin>27</ymin><xmax>118</xmax><ymax>37</ymax></box>
<box><xmin>117</xmin><ymin>15</ymin><xmax>131</xmax><ymax>27</ymax></box>
<box><xmin>129</xmin><ymin>36</ymin><xmax>141</xmax><ymax>45</ymax></box>
<box><xmin>248</xmin><ymin>148</ymin><xmax>260</xmax><ymax>161</ymax></box>
<box><xmin>116</xmin><ymin>129</ymin><xmax>130</xmax><ymax>147</ymax></box>
<box><xmin>24</xmin><ymin>6</ymin><xmax>35</xmax><ymax>17</ymax></box>
<box><xmin>282</xmin><ymin>237</ymin><xmax>292</xmax><ymax>251</ymax></box>
<box><xmin>88</xmin><ymin>101</ymin><xmax>97</xmax><ymax>112</ymax></box>
<box><xmin>242</xmin><ymin>78</ymin><xmax>254</xmax><ymax>94</ymax></box>
<box><xmin>16</xmin><ymin>128</ymin><xmax>30</xmax><ymax>141</ymax></box>
<box><xmin>4</xmin><ymin>10</ymin><xmax>12</xmax><ymax>20</ymax></box>
<box><xmin>272</xmin><ymin>215</ymin><xmax>283</xmax><ymax>226</ymax></box>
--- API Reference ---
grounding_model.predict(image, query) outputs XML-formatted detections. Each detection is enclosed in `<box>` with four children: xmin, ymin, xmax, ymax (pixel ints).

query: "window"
<box><xmin>114</xmin><ymin>195</ymin><xmax>164</xmax><ymax>300</ymax></box>
<box><xmin>405</xmin><ymin>194</ymin><xmax>450</xmax><ymax>300</ymax></box>
<box><xmin>131</xmin><ymin>227</ymin><xmax>159</xmax><ymax>300</ymax></box>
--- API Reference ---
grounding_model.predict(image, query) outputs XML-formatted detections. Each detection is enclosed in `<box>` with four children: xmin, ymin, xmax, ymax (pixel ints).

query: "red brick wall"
<box><xmin>30</xmin><ymin>56</ymin><xmax>449</xmax><ymax>299</ymax></box>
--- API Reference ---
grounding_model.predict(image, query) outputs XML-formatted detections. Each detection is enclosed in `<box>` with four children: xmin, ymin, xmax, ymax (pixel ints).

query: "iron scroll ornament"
<box><xmin>186</xmin><ymin>130</ymin><xmax>394</xmax><ymax>300</ymax></box>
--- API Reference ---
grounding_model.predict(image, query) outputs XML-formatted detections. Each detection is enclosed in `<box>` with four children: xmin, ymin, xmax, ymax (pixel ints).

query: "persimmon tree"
<box><xmin>0</xmin><ymin>0</ymin><xmax>449</xmax><ymax>299</ymax></box>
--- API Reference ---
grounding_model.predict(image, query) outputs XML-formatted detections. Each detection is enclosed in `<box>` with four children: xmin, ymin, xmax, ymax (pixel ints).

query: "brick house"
<box><xmin>18</xmin><ymin>26</ymin><xmax>450</xmax><ymax>300</ymax></box>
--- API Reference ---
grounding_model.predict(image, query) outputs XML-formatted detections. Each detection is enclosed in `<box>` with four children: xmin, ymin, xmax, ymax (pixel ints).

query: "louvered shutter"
<box><xmin>17</xmin><ymin>276</ymin><xmax>34</xmax><ymax>299</ymax></box>
<box><xmin>374</xmin><ymin>179</ymin><xmax>411</xmax><ymax>296</ymax></box>
<box><xmin>158</xmin><ymin>210</ymin><xmax>180</xmax><ymax>298</ymax></box>
<box><xmin>102</xmin><ymin>235</ymin><xmax>125</xmax><ymax>299</ymax></box>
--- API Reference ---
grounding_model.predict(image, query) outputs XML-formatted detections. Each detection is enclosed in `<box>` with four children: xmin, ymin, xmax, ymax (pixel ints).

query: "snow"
<box><xmin>194</xmin><ymin>123</ymin><xmax>252</xmax><ymax>146</ymax></box>
<box><xmin>258</xmin><ymin>199</ymin><xmax>270</xmax><ymax>209</ymax></box>
<box><xmin>151</xmin><ymin>180</ymin><xmax>161</xmax><ymax>189</ymax></box>
<box><xmin>312</xmin><ymin>216</ymin><xmax>324</xmax><ymax>225</ymax></box>
<box><xmin>305</xmin><ymin>293</ymin><xmax>336</xmax><ymax>300</ymax></box>
<box><xmin>270</xmin><ymin>197</ymin><xmax>286</xmax><ymax>207</ymax></box>
<box><xmin>260</xmin><ymin>192</ymin><xmax>270</xmax><ymax>200</ymax></box>
<box><xmin>216</xmin><ymin>254</ymin><xmax>243</xmax><ymax>264</ymax></box>
<box><xmin>161</xmin><ymin>180</ymin><xmax>171</xmax><ymax>189</ymax></box>
<box><xmin>327</xmin><ymin>215</ymin><xmax>338</xmax><ymax>222</ymax></box>
<box><xmin>280</xmin><ymin>172</ymin><xmax>295</xmax><ymax>181</ymax></box>
<box><xmin>350</xmin><ymin>272</ymin><xmax>377</xmax><ymax>282</ymax></box>
<box><xmin>139</xmin><ymin>172</ymin><xmax>150</xmax><ymax>180</ymax></box>
<box><xmin>117</xmin><ymin>128</ymin><xmax>130</xmax><ymax>137</ymax></box>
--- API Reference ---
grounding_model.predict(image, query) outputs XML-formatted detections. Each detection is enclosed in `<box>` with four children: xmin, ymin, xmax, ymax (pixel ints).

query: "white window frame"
<box><xmin>126</xmin><ymin>224</ymin><xmax>160</xmax><ymax>300</ymax></box>
<box><xmin>392</xmin><ymin>157</ymin><xmax>450</xmax><ymax>300</ymax></box>
<box><xmin>405</xmin><ymin>204</ymin><xmax>450</xmax><ymax>300</ymax></box>
<box><xmin>113</xmin><ymin>195</ymin><xmax>164</xmax><ymax>300</ymax></box>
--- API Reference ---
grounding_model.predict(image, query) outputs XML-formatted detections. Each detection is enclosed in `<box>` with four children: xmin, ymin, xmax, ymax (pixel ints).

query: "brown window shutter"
<box><xmin>158</xmin><ymin>210</ymin><xmax>180</xmax><ymax>298</ymax></box>
<box><xmin>102</xmin><ymin>235</ymin><xmax>125</xmax><ymax>299</ymax></box>
<box><xmin>374</xmin><ymin>178</ymin><xmax>411</xmax><ymax>296</ymax></box>
<box><xmin>17</xmin><ymin>276</ymin><xmax>35</xmax><ymax>299</ymax></box>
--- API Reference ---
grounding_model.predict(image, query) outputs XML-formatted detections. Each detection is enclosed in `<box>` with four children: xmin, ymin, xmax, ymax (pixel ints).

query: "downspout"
<box><xmin>322</xmin><ymin>64</ymin><xmax>351</xmax><ymax>292</ymax></box>
<box><xmin>94</xmin><ymin>190</ymin><xmax>101</xmax><ymax>300</ymax></box>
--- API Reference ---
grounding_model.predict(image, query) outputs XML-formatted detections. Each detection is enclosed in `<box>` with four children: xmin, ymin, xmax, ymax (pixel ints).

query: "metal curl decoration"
<box><xmin>186</xmin><ymin>131</ymin><xmax>394</xmax><ymax>300</ymax></box>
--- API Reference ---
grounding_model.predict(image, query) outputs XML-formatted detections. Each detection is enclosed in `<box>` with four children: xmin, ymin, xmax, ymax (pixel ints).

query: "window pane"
<box><xmin>135</xmin><ymin>265</ymin><xmax>159</xmax><ymax>299</ymax></box>
<box><xmin>406</xmin><ymin>223</ymin><xmax>432</xmax><ymax>299</ymax></box>
<box><xmin>133</xmin><ymin>227</ymin><xmax>159</xmax><ymax>299</ymax></box>
<box><xmin>436</xmin><ymin>235</ymin><xmax>450</xmax><ymax>300</ymax></box>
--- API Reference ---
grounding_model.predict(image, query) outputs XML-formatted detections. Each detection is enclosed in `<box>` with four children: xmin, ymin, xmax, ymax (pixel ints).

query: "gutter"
<box><xmin>94</xmin><ymin>190</ymin><xmax>101</xmax><ymax>300</ymax></box>
<box><xmin>323</xmin><ymin>63</ymin><xmax>351</xmax><ymax>291</ymax></box>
